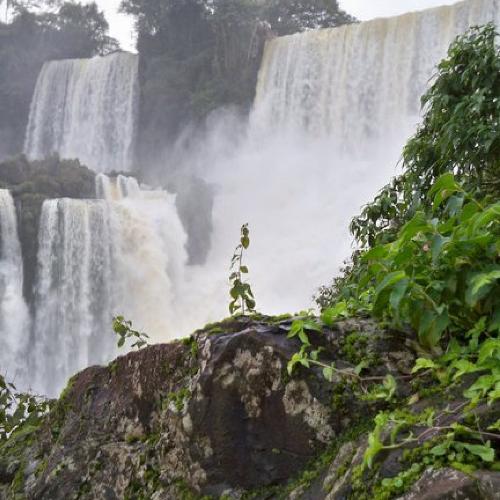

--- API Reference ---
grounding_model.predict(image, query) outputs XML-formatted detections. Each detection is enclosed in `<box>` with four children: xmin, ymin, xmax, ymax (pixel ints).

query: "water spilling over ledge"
<box><xmin>5</xmin><ymin>0</ymin><xmax>500</xmax><ymax>396</ymax></box>
<box><xmin>24</xmin><ymin>52</ymin><xmax>139</xmax><ymax>173</ymax></box>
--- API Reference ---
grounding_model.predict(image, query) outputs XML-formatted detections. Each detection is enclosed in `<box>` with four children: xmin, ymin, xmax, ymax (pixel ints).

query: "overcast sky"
<box><xmin>98</xmin><ymin>0</ymin><xmax>460</xmax><ymax>52</ymax></box>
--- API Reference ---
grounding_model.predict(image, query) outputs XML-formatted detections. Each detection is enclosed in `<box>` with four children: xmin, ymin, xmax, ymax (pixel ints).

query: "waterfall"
<box><xmin>33</xmin><ymin>177</ymin><xmax>188</xmax><ymax>396</ymax></box>
<box><xmin>24</xmin><ymin>52</ymin><xmax>139</xmax><ymax>173</ymax></box>
<box><xmin>20</xmin><ymin>0</ymin><xmax>500</xmax><ymax>395</ymax></box>
<box><xmin>179</xmin><ymin>0</ymin><xmax>500</xmax><ymax>315</ymax></box>
<box><xmin>0</xmin><ymin>190</ymin><xmax>30</xmax><ymax>386</ymax></box>
<box><xmin>252</xmin><ymin>0</ymin><xmax>500</xmax><ymax>151</ymax></box>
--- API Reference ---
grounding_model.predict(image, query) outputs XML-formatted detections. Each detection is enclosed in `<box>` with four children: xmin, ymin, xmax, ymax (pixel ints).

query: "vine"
<box><xmin>229</xmin><ymin>223</ymin><xmax>256</xmax><ymax>315</ymax></box>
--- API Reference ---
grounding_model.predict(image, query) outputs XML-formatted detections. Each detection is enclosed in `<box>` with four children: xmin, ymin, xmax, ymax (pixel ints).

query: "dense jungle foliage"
<box><xmin>121</xmin><ymin>0</ymin><xmax>356</xmax><ymax>164</ymax></box>
<box><xmin>298</xmin><ymin>25</ymin><xmax>500</xmax><ymax>492</ymax></box>
<box><xmin>0</xmin><ymin>0</ymin><xmax>117</xmax><ymax>158</ymax></box>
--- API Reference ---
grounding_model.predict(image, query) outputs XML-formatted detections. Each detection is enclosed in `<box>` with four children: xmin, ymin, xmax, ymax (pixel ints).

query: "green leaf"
<box><xmin>487</xmin><ymin>419</ymin><xmax>500</xmax><ymax>431</ymax></box>
<box><xmin>411</xmin><ymin>358</ymin><xmax>438</xmax><ymax>373</ymax></box>
<box><xmin>240</xmin><ymin>265</ymin><xmax>248</xmax><ymax>274</ymax></box>
<box><xmin>302</xmin><ymin>319</ymin><xmax>322</xmax><ymax>333</ymax></box>
<box><xmin>478</xmin><ymin>338</ymin><xmax>500</xmax><ymax>365</ymax></box>
<box><xmin>451</xmin><ymin>359</ymin><xmax>479</xmax><ymax>380</ymax></box>
<box><xmin>322</xmin><ymin>366</ymin><xmax>335</xmax><ymax>382</ymax></box>
<box><xmin>399</xmin><ymin>212</ymin><xmax>432</xmax><ymax>241</ymax></box>
<box><xmin>431</xmin><ymin>233</ymin><xmax>450</xmax><ymax>263</ymax></box>
<box><xmin>461</xmin><ymin>442</ymin><xmax>495</xmax><ymax>462</ymax></box>
<box><xmin>298</xmin><ymin>329</ymin><xmax>310</xmax><ymax>346</ymax></box>
<box><xmin>389</xmin><ymin>277</ymin><xmax>410</xmax><ymax>312</ymax></box>
<box><xmin>321</xmin><ymin>301</ymin><xmax>348</xmax><ymax>327</ymax></box>
<box><xmin>418</xmin><ymin>309</ymin><xmax>450</xmax><ymax>348</ymax></box>
<box><xmin>466</xmin><ymin>268</ymin><xmax>500</xmax><ymax>307</ymax></box>
<box><xmin>241</xmin><ymin>236</ymin><xmax>250</xmax><ymax>249</ymax></box>
<box><xmin>374</xmin><ymin>271</ymin><xmax>407</xmax><ymax>314</ymax></box>
<box><xmin>431</xmin><ymin>442</ymin><xmax>450</xmax><ymax>456</ymax></box>
<box><xmin>429</xmin><ymin>173</ymin><xmax>461</xmax><ymax>210</ymax></box>
<box><xmin>464</xmin><ymin>374</ymin><xmax>495</xmax><ymax>399</ymax></box>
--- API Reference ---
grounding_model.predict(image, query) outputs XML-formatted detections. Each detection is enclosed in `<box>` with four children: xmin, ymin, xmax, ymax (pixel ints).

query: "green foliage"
<box><xmin>345</xmin><ymin>176</ymin><xmax>500</xmax><ymax>349</ymax></box>
<box><xmin>349</xmin><ymin>24</ymin><xmax>500</xmax><ymax>251</ymax></box>
<box><xmin>113</xmin><ymin>316</ymin><xmax>150</xmax><ymax>349</ymax></box>
<box><xmin>261</xmin><ymin>0</ymin><xmax>356</xmax><ymax>36</ymax></box>
<box><xmin>229</xmin><ymin>223</ymin><xmax>256</xmax><ymax>315</ymax></box>
<box><xmin>0</xmin><ymin>374</ymin><xmax>51</xmax><ymax>441</ymax></box>
<box><xmin>306</xmin><ymin>26</ymin><xmax>500</xmax><ymax>486</ymax></box>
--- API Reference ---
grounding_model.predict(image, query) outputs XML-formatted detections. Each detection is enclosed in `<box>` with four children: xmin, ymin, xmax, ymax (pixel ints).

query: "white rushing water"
<box><xmin>252</xmin><ymin>0</ymin><xmax>500</xmax><ymax>153</ymax></box>
<box><xmin>14</xmin><ymin>0</ymin><xmax>500</xmax><ymax>395</ymax></box>
<box><xmin>24</xmin><ymin>52</ymin><xmax>138</xmax><ymax>173</ymax></box>
<box><xmin>0</xmin><ymin>190</ymin><xmax>30</xmax><ymax>386</ymax></box>
<box><xmin>175</xmin><ymin>0</ymin><xmax>500</xmax><ymax>317</ymax></box>
<box><xmin>32</xmin><ymin>176</ymin><xmax>188</xmax><ymax>396</ymax></box>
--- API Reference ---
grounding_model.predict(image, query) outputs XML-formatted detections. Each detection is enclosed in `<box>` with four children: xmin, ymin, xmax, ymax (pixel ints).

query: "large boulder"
<box><xmin>0</xmin><ymin>316</ymin><xmax>498</xmax><ymax>499</ymax></box>
<box><xmin>0</xmin><ymin>316</ymin><xmax>401</xmax><ymax>498</ymax></box>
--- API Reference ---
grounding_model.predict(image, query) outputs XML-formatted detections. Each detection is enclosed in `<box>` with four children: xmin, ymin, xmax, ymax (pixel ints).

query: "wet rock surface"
<box><xmin>0</xmin><ymin>316</ymin><xmax>498</xmax><ymax>499</ymax></box>
<box><xmin>0</xmin><ymin>155</ymin><xmax>96</xmax><ymax>303</ymax></box>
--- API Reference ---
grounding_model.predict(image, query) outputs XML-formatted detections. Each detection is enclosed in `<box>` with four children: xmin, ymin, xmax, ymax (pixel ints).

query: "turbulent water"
<box><xmin>253</xmin><ymin>0</ymin><xmax>500</xmax><ymax>150</ymax></box>
<box><xmin>175</xmin><ymin>0</ymin><xmax>500</xmax><ymax>315</ymax></box>
<box><xmin>9</xmin><ymin>0</ymin><xmax>500</xmax><ymax>395</ymax></box>
<box><xmin>31</xmin><ymin>176</ymin><xmax>187</xmax><ymax>395</ymax></box>
<box><xmin>0</xmin><ymin>190</ymin><xmax>30</xmax><ymax>386</ymax></box>
<box><xmin>24</xmin><ymin>52</ymin><xmax>138</xmax><ymax>173</ymax></box>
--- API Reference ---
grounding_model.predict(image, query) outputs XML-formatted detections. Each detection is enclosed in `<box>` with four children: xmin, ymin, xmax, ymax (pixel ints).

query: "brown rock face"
<box><xmin>1</xmin><ymin>316</ymin><xmax>498</xmax><ymax>499</ymax></box>
<box><xmin>0</xmin><ymin>317</ymin><xmax>388</xmax><ymax>499</ymax></box>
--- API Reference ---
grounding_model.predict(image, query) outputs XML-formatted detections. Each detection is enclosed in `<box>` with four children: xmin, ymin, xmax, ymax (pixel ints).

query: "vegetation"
<box><xmin>0</xmin><ymin>1</ymin><xmax>118</xmax><ymax>158</ymax></box>
<box><xmin>113</xmin><ymin>316</ymin><xmax>150</xmax><ymax>349</ymax></box>
<box><xmin>229</xmin><ymin>223</ymin><xmax>256</xmax><ymax>315</ymax></box>
<box><xmin>0</xmin><ymin>374</ymin><xmax>51</xmax><ymax>441</ymax></box>
<box><xmin>287</xmin><ymin>24</ymin><xmax>500</xmax><ymax>494</ymax></box>
<box><xmin>122</xmin><ymin>0</ymin><xmax>356</xmax><ymax>163</ymax></box>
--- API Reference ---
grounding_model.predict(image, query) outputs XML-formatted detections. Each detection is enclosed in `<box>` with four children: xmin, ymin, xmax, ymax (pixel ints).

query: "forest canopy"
<box><xmin>0</xmin><ymin>0</ymin><xmax>117</xmax><ymax>158</ymax></box>
<box><xmin>121</xmin><ymin>0</ymin><xmax>357</xmax><ymax>164</ymax></box>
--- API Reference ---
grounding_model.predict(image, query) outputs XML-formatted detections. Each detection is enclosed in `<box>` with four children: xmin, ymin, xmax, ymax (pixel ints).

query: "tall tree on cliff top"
<box><xmin>265</xmin><ymin>0</ymin><xmax>356</xmax><ymax>35</ymax></box>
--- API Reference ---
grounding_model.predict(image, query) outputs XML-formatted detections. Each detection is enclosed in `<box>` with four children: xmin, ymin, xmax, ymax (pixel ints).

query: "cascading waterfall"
<box><xmin>33</xmin><ymin>176</ymin><xmax>188</xmax><ymax>396</ymax></box>
<box><xmin>252</xmin><ymin>0</ymin><xmax>500</xmax><ymax>152</ymax></box>
<box><xmin>15</xmin><ymin>0</ymin><xmax>500</xmax><ymax>396</ymax></box>
<box><xmin>24</xmin><ymin>52</ymin><xmax>138</xmax><ymax>173</ymax></box>
<box><xmin>33</xmin><ymin>199</ymin><xmax>115</xmax><ymax>394</ymax></box>
<box><xmin>182</xmin><ymin>0</ymin><xmax>500</xmax><ymax>315</ymax></box>
<box><xmin>0</xmin><ymin>190</ymin><xmax>30</xmax><ymax>386</ymax></box>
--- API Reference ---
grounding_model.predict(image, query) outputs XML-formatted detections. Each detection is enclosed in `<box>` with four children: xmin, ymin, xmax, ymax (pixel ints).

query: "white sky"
<box><xmin>339</xmin><ymin>0</ymin><xmax>458</xmax><ymax>21</ymax></box>
<box><xmin>97</xmin><ymin>0</ymin><xmax>461</xmax><ymax>52</ymax></box>
<box><xmin>0</xmin><ymin>1</ymin><xmax>461</xmax><ymax>51</ymax></box>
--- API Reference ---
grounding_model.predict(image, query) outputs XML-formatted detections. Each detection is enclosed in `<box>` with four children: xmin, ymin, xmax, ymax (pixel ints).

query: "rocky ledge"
<box><xmin>0</xmin><ymin>155</ymin><xmax>96</xmax><ymax>303</ymax></box>
<box><xmin>0</xmin><ymin>316</ymin><xmax>498</xmax><ymax>499</ymax></box>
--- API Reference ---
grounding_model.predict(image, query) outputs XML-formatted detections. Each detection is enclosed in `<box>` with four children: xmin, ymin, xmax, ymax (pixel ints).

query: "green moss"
<box><xmin>164</xmin><ymin>387</ymin><xmax>192</xmax><ymax>413</ymax></box>
<box><xmin>340</xmin><ymin>332</ymin><xmax>378</xmax><ymax>367</ymax></box>
<box><xmin>182</xmin><ymin>336</ymin><xmax>199</xmax><ymax>357</ymax></box>
<box><xmin>10</xmin><ymin>460</ymin><xmax>25</xmax><ymax>494</ymax></box>
<box><xmin>243</xmin><ymin>418</ymin><xmax>373</xmax><ymax>499</ymax></box>
<box><xmin>173</xmin><ymin>479</ymin><xmax>214</xmax><ymax>500</ymax></box>
<box><xmin>108</xmin><ymin>361</ymin><xmax>118</xmax><ymax>376</ymax></box>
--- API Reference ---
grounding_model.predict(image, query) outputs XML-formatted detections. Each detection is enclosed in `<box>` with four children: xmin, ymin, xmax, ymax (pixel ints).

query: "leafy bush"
<box><xmin>349</xmin><ymin>24</ymin><xmax>500</xmax><ymax>250</ymax></box>
<box><xmin>0</xmin><ymin>375</ymin><xmax>51</xmax><ymax>441</ymax></box>
<box><xmin>302</xmin><ymin>24</ymin><xmax>500</xmax><ymax>481</ymax></box>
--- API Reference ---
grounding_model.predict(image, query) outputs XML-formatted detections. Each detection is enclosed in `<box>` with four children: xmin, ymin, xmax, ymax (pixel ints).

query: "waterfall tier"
<box><xmin>253</xmin><ymin>0</ymin><xmax>500</xmax><ymax>151</ymax></box>
<box><xmin>31</xmin><ymin>176</ymin><xmax>187</xmax><ymax>396</ymax></box>
<box><xmin>0</xmin><ymin>190</ymin><xmax>30</xmax><ymax>386</ymax></box>
<box><xmin>24</xmin><ymin>52</ymin><xmax>139</xmax><ymax>173</ymax></box>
